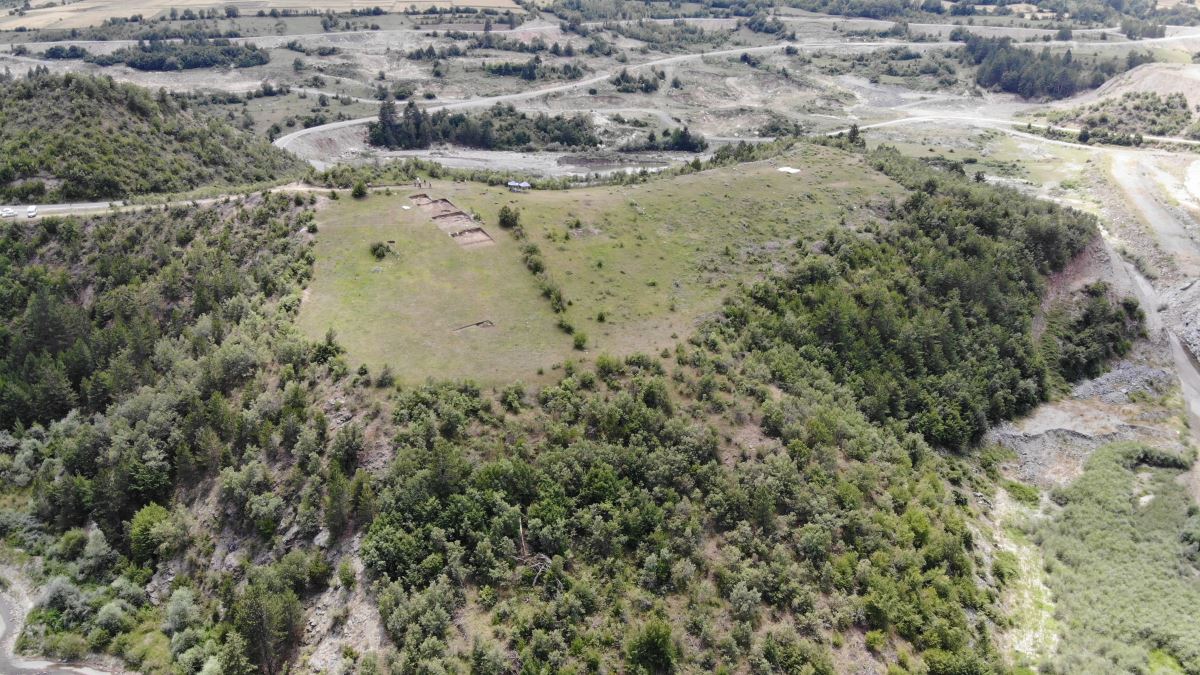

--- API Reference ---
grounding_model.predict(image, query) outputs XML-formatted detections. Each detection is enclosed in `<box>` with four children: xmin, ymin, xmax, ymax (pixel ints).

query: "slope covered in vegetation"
<box><xmin>0</xmin><ymin>139</ymin><xmax>1140</xmax><ymax>674</ymax></box>
<box><xmin>0</xmin><ymin>70</ymin><xmax>302</xmax><ymax>203</ymax></box>
<box><xmin>1037</xmin><ymin>443</ymin><xmax>1200</xmax><ymax>672</ymax></box>
<box><xmin>1049</xmin><ymin>91</ymin><xmax>1198</xmax><ymax>140</ymax></box>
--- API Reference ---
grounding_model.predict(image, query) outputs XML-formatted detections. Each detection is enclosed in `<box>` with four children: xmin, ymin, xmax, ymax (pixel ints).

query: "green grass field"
<box><xmin>298</xmin><ymin>144</ymin><xmax>904</xmax><ymax>385</ymax></box>
<box><xmin>296</xmin><ymin>190</ymin><xmax>570</xmax><ymax>385</ymax></box>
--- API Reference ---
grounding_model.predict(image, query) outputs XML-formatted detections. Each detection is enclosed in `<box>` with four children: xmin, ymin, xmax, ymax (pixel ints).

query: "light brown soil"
<box><xmin>450</xmin><ymin>226</ymin><xmax>496</xmax><ymax>248</ymax></box>
<box><xmin>1066</xmin><ymin>63</ymin><xmax>1200</xmax><ymax>111</ymax></box>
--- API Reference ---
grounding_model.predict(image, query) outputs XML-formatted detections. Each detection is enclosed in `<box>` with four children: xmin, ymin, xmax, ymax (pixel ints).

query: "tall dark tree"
<box><xmin>368</xmin><ymin>95</ymin><xmax>398</xmax><ymax>148</ymax></box>
<box><xmin>233</xmin><ymin>581</ymin><xmax>302</xmax><ymax>675</ymax></box>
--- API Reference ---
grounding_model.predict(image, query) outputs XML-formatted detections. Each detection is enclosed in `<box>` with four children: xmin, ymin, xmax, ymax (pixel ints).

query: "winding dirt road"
<box><xmin>271</xmin><ymin>39</ymin><xmax>952</xmax><ymax>158</ymax></box>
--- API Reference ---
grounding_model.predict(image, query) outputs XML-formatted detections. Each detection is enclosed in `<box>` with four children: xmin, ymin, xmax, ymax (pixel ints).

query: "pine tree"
<box><xmin>233</xmin><ymin>581</ymin><xmax>301</xmax><ymax>675</ymax></box>
<box><xmin>369</xmin><ymin>96</ymin><xmax>398</xmax><ymax>148</ymax></box>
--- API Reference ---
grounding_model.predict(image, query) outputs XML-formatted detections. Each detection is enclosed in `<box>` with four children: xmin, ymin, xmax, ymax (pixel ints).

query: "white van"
<box><xmin>26</xmin><ymin>205</ymin><xmax>37</xmax><ymax>218</ymax></box>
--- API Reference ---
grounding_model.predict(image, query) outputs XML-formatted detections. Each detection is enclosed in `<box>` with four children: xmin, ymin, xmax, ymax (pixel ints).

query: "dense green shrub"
<box><xmin>0</xmin><ymin>71</ymin><xmax>300</xmax><ymax>202</ymax></box>
<box><xmin>627</xmin><ymin>620</ymin><xmax>678</xmax><ymax>673</ymax></box>
<box><xmin>1039</xmin><ymin>443</ymin><xmax>1200</xmax><ymax>672</ymax></box>
<box><xmin>84</xmin><ymin>39</ymin><xmax>270</xmax><ymax>71</ymax></box>
<box><xmin>369</xmin><ymin>100</ymin><xmax>597</xmax><ymax>150</ymax></box>
<box><xmin>959</xmin><ymin>35</ymin><xmax>1152</xmax><ymax>100</ymax></box>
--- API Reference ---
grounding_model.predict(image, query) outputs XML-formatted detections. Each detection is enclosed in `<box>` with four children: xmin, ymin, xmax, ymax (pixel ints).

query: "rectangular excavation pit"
<box><xmin>450</xmin><ymin>227</ymin><xmax>496</xmax><ymax>249</ymax></box>
<box><xmin>419</xmin><ymin>198</ymin><xmax>466</xmax><ymax>218</ymax></box>
<box><xmin>432</xmin><ymin>211</ymin><xmax>477</xmax><ymax>232</ymax></box>
<box><xmin>453</xmin><ymin>319</ymin><xmax>495</xmax><ymax>332</ymax></box>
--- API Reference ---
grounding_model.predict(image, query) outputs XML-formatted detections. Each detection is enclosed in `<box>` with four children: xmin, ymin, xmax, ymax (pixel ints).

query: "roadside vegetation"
<box><xmin>605</xmin><ymin>19</ymin><xmax>731</xmax><ymax>51</ymax></box>
<box><xmin>0</xmin><ymin>193</ymin><xmax>322</xmax><ymax>672</ymax></box>
<box><xmin>482</xmin><ymin>55</ymin><xmax>585</xmax><ymax>81</ymax></box>
<box><xmin>0</xmin><ymin>71</ymin><xmax>301</xmax><ymax>203</ymax></box>
<box><xmin>1048</xmin><ymin>91</ymin><xmax>1200</xmax><ymax>139</ymax></box>
<box><xmin>368</xmin><ymin>100</ymin><xmax>598</xmax><ymax>150</ymax></box>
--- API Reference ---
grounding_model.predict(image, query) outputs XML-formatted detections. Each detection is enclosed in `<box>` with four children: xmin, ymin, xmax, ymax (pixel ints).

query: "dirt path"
<box><xmin>0</xmin><ymin>573</ymin><xmax>119</xmax><ymax>675</ymax></box>
<box><xmin>1110</xmin><ymin>151</ymin><xmax>1200</xmax><ymax>276</ymax></box>
<box><xmin>1105</xmin><ymin>154</ymin><xmax>1200</xmax><ymax>500</ymax></box>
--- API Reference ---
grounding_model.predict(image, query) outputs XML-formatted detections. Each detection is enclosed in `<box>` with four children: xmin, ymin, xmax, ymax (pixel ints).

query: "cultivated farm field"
<box><xmin>0</xmin><ymin>0</ymin><xmax>519</xmax><ymax>30</ymax></box>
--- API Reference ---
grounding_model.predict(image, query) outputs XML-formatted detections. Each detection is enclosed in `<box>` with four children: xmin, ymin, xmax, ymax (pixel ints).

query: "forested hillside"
<box><xmin>0</xmin><ymin>136</ymin><xmax>1141</xmax><ymax>673</ymax></box>
<box><xmin>0</xmin><ymin>70</ymin><xmax>301</xmax><ymax>203</ymax></box>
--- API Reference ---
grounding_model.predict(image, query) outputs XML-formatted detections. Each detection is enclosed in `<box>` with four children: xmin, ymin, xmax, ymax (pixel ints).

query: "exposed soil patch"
<box><xmin>1066</xmin><ymin>63</ymin><xmax>1200</xmax><ymax>111</ymax></box>
<box><xmin>1033</xmin><ymin>236</ymin><xmax>1110</xmax><ymax>339</ymax></box>
<box><xmin>413</xmin><ymin>193</ymin><xmax>495</xmax><ymax>246</ymax></box>
<box><xmin>453</xmin><ymin>319</ymin><xmax>495</xmax><ymax>332</ymax></box>
<box><xmin>987</xmin><ymin>340</ymin><xmax>1188</xmax><ymax>489</ymax></box>
<box><xmin>450</xmin><ymin>227</ymin><xmax>496</xmax><ymax>248</ymax></box>
<box><xmin>422</xmin><ymin>197</ymin><xmax>467</xmax><ymax>218</ymax></box>
<box><xmin>433</xmin><ymin>211</ymin><xmax>479</xmax><ymax>232</ymax></box>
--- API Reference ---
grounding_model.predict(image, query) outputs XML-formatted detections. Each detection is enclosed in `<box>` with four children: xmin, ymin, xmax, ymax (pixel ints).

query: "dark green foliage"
<box><xmin>744</xmin><ymin>13</ymin><xmax>786</xmax><ymax>33</ymax></box>
<box><xmin>960</xmin><ymin>35</ymin><xmax>1152</xmax><ymax>100</ymax></box>
<box><xmin>42</xmin><ymin>45</ymin><xmax>89</xmax><ymax>59</ymax></box>
<box><xmin>496</xmin><ymin>204</ymin><xmax>520</xmax><ymax>229</ymax></box>
<box><xmin>359</xmin><ymin>350</ymin><xmax>990</xmax><ymax>670</ymax></box>
<box><xmin>627</xmin><ymin>620</ymin><xmax>678</xmax><ymax>673</ymax></box>
<box><xmin>228</xmin><ymin>552</ymin><xmax>328</xmax><ymax>673</ymax></box>
<box><xmin>1042</xmin><ymin>282</ymin><xmax>1142</xmax><ymax>383</ymax></box>
<box><xmin>369</xmin><ymin>100</ymin><xmax>598</xmax><ymax>151</ymax></box>
<box><xmin>483</xmin><ymin>55</ymin><xmax>584</xmax><ymax>81</ymax></box>
<box><xmin>711</xmin><ymin>146</ymin><xmax>1133</xmax><ymax>449</ymax></box>
<box><xmin>232</xmin><ymin>578</ymin><xmax>303</xmax><ymax>675</ymax></box>
<box><xmin>0</xmin><ymin>193</ymin><xmax>312</xmax><ymax>544</ymax></box>
<box><xmin>621</xmin><ymin>127</ymin><xmax>708</xmax><ymax>152</ymax></box>
<box><xmin>0</xmin><ymin>71</ymin><xmax>300</xmax><ymax>202</ymax></box>
<box><xmin>331</xmin><ymin>424</ymin><xmax>364</xmax><ymax>472</ymax></box>
<box><xmin>611</xmin><ymin>68</ymin><xmax>661</xmax><ymax>93</ymax></box>
<box><xmin>84</xmin><ymin>39</ymin><xmax>270</xmax><ymax>71</ymax></box>
<box><xmin>498</xmin><ymin>205</ymin><xmax>521</xmax><ymax>230</ymax></box>
<box><xmin>128</xmin><ymin>503</ymin><xmax>169</xmax><ymax>563</ymax></box>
